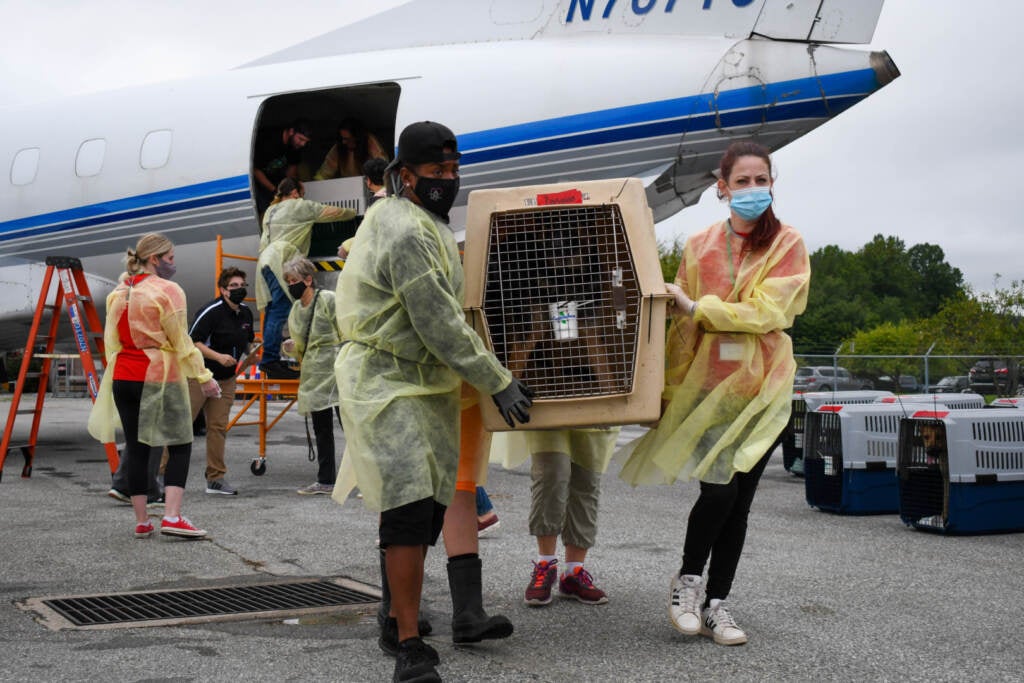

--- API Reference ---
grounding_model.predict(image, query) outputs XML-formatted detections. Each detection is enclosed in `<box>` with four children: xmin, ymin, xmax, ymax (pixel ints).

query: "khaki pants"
<box><xmin>161</xmin><ymin>377</ymin><xmax>237</xmax><ymax>482</ymax></box>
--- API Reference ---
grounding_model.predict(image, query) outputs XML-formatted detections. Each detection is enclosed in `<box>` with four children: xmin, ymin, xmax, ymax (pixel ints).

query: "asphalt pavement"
<box><xmin>0</xmin><ymin>396</ymin><xmax>1021</xmax><ymax>682</ymax></box>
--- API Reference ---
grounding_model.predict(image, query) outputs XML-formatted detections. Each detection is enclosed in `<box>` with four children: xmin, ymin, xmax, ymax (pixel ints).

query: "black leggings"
<box><xmin>680</xmin><ymin>448</ymin><xmax>773</xmax><ymax>602</ymax></box>
<box><xmin>311</xmin><ymin>407</ymin><xmax>337</xmax><ymax>485</ymax></box>
<box><xmin>112</xmin><ymin>380</ymin><xmax>190</xmax><ymax>495</ymax></box>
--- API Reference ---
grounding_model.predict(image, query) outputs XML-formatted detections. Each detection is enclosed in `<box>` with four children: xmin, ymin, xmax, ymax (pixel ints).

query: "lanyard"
<box><xmin>725</xmin><ymin>219</ymin><xmax>748</xmax><ymax>287</ymax></box>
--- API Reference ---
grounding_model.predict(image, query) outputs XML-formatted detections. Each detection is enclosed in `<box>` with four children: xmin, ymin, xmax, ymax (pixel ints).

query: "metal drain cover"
<box><xmin>18</xmin><ymin>576</ymin><xmax>380</xmax><ymax>630</ymax></box>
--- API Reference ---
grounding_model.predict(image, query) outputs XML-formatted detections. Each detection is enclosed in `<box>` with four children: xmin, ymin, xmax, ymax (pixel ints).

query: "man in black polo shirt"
<box><xmin>187</xmin><ymin>266</ymin><xmax>255</xmax><ymax>495</ymax></box>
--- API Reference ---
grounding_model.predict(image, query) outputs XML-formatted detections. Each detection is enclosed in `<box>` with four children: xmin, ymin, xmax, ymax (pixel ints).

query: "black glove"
<box><xmin>492</xmin><ymin>378</ymin><xmax>534</xmax><ymax>428</ymax></box>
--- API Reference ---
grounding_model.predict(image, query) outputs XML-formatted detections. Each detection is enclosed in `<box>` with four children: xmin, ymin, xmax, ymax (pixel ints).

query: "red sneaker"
<box><xmin>477</xmin><ymin>513</ymin><xmax>500</xmax><ymax>537</ymax></box>
<box><xmin>524</xmin><ymin>560</ymin><xmax>558</xmax><ymax>606</ymax></box>
<box><xmin>160</xmin><ymin>516</ymin><xmax>207</xmax><ymax>538</ymax></box>
<box><xmin>559</xmin><ymin>566</ymin><xmax>608</xmax><ymax>605</ymax></box>
<box><xmin>134</xmin><ymin>521</ymin><xmax>154</xmax><ymax>538</ymax></box>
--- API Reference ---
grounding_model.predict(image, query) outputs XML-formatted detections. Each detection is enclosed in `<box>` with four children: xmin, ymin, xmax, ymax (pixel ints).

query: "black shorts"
<box><xmin>379</xmin><ymin>497</ymin><xmax>447</xmax><ymax>548</ymax></box>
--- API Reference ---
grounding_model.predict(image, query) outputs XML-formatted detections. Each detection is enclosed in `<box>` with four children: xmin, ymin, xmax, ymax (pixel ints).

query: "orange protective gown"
<box><xmin>620</xmin><ymin>220</ymin><xmax>810</xmax><ymax>485</ymax></box>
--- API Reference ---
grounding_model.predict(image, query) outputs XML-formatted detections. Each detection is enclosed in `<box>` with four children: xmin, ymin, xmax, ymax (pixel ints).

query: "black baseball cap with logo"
<box><xmin>386</xmin><ymin>121</ymin><xmax>461</xmax><ymax>173</ymax></box>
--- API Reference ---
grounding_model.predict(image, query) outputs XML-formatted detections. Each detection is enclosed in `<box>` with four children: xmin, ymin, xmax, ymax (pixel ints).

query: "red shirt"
<box><xmin>112</xmin><ymin>274</ymin><xmax>153</xmax><ymax>381</ymax></box>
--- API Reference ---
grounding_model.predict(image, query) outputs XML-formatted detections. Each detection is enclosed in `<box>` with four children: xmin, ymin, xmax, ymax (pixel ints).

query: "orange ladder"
<box><xmin>0</xmin><ymin>256</ymin><xmax>120</xmax><ymax>482</ymax></box>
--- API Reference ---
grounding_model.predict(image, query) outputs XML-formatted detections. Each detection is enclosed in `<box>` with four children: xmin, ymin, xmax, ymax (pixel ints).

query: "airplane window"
<box><xmin>11</xmin><ymin>147</ymin><xmax>40</xmax><ymax>186</ymax></box>
<box><xmin>140</xmin><ymin>130</ymin><xmax>173</xmax><ymax>170</ymax></box>
<box><xmin>76</xmin><ymin>138</ymin><xmax>106</xmax><ymax>178</ymax></box>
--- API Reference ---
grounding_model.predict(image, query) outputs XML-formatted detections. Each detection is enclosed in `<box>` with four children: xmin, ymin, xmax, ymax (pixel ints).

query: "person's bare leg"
<box><xmin>386</xmin><ymin>545</ymin><xmax>425</xmax><ymax>642</ymax></box>
<box><xmin>163</xmin><ymin>485</ymin><xmax>184</xmax><ymax>519</ymax></box>
<box><xmin>537</xmin><ymin>535</ymin><xmax>557</xmax><ymax>556</ymax></box>
<box><xmin>441</xmin><ymin>489</ymin><xmax>478</xmax><ymax>557</ymax></box>
<box><xmin>565</xmin><ymin>544</ymin><xmax>588</xmax><ymax>564</ymax></box>
<box><xmin>131</xmin><ymin>495</ymin><xmax>148</xmax><ymax>524</ymax></box>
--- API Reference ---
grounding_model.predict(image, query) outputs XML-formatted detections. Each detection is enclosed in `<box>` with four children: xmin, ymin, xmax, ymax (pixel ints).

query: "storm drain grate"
<box><xmin>19</xmin><ymin>576</ymin><xmax>380</xmax><ymax>630</ymax></box>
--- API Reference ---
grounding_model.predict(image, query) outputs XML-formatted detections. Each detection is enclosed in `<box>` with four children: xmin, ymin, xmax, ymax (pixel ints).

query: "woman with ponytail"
<box><xmin>89</xmin><ymin>233</ymin><xmax>221</xmax><ymax>539</ymax></box>
<box><xmin>621</xmin><ymin>141</ymin><xmax>811</xmax><ymax>646</ymax></box>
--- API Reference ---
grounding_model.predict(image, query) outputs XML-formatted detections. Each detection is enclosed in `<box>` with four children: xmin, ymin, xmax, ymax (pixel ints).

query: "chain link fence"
<box><xmin>793</xmin><ymin>353</ymin><xmax>1024</xmax><ymax>397</ymax></box>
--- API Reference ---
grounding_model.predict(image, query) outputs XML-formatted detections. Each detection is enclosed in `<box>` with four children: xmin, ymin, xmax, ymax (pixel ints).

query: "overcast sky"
<box><xmin>2</xmin><ymin>1</ymin><xmax>1021</xmax><ymax>292</ymax></box>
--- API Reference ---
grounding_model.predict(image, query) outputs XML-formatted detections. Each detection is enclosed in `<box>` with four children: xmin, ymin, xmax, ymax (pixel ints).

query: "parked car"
<box><xmin>927</xmin><ymin>375</ymin><xmax>970</xmax><ymax>393</ymax></box>
<box><xmin>793</xmin><ymin>366</ymin><xmax>873</xmax><ymax>392</ymax></box>
<box><xmin>876</xmin><ymin>375</ymin><xmax>920</xmax><ymax>393</ymax></box>
<box><xmin>968</xmin><ymin>358</ymin><xmax>1019</xmax><ymax>394</ymax></box>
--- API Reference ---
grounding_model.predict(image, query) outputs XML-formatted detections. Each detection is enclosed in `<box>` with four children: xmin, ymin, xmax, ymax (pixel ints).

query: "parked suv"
<box><xmin>793</xmin><ymin>366</ymin><xmax>873</xmax><ymax>392</ymax></box>
<box><xmin>969</xmin><ymin>358</ymin><xmax>1019</xmax><ymax>394</ymax></box>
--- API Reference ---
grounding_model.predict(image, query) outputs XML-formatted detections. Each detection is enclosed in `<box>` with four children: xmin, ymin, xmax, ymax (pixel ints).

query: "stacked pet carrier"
<box><xmin>874</xmin><ymin>394</ymin><xmax>987</xmax><ymax>410</ymax></box>
<box><xmin>782</xmin><ymin>391</ymin><xmax>893</xmax><ymax>473</ymax></box>
<box><xmin>988</xmin><ymin>397</ymin><xmax>1024</xmax><ymax>410</ymax></box>
<box><xmin>802</xmin><ymin>394</ymin><xmax>985</xmax><ymax>514</ymax></box>
<box><xmin>897</xmin><ymin>409</ymin><xmax>1024</xmax><ymax>534</ymax></box>
<box><xmin>462</xmin><ymin>178</ymin><xmax>671</xmax><ymax>430</ymax></box>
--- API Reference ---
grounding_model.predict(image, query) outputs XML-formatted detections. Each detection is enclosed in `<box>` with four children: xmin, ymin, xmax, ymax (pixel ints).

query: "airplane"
<box><xmin>0</xmin><ymin>0</ymin><xmax>898</xmax><ymax>352</ymax></box>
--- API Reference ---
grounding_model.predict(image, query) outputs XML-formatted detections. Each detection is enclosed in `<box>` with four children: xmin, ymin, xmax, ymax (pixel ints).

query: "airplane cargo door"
<box><xmin>251</xmin><ymin>83</ymin><xmax>400</xmax><ymax>258</ymax></box>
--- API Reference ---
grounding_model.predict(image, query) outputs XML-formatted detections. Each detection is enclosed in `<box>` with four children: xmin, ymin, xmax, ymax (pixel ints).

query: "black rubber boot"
<box><xmin>378</xmin><ymin>548</ymin><xmax>433</xmax><ymax>642</ymax></box>
<box><xmin>447</xmin><ymin>555</ymin><xmax>514</xmax><ymax>644</ymax></box>
<box><xmin>393</xmin><ymin>637</ymin><xmax>441</xmax><ymax>683</ymax></box>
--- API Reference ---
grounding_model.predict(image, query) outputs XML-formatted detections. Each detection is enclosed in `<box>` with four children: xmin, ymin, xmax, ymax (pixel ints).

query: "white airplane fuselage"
<box><xmin>0</xmin><ymin>1</ymin><xmax>898</xmax><ymax>351</ymax></box>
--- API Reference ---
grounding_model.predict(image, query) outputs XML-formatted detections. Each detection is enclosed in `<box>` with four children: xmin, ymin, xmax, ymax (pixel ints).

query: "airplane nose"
<box><xmin>870</xmin><ymin>50</ymin><xmax>901</xmax><ymax>87</ymax></box>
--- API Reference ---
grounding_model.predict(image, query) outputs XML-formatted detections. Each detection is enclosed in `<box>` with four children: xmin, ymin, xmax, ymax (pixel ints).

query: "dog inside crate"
<box><xmin>903</xmin><ymin>420</ymin><xmax>949</xmax><ymax>524</ymax></box>
<box><xmin>481</xmin><ymin>205</ymin><xmax>640</xmax><ymax>399</ymax></box>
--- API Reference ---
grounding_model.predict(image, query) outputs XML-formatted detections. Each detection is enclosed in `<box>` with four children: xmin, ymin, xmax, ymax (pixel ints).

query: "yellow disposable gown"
<box><xmin>288</xmin><ymin>289</ymin><xmax>342</xmax><ymax>415</ymax></box>
<box><xmin>255</xmin><ymin>198</ymin><xmax>355</xmax><ymax>310</ymax></box>
<box><xmin>492</xmin><ymin>428</ymin><xmax>620</xmax><ymax>474</ymax></box>
<box><xmin>334</xmin><ymin>197</ymin><xmax>512</xmax><ymax>512</ymax></box>
<box><xmin>88</xmin><ymin>275</ymin><xmax>213</xmax><ymax>446</ymax></box>
<box><xmin>620</xmin><ymin>220</ymin><xmax>810</xmax><ymax>485</ymax></box>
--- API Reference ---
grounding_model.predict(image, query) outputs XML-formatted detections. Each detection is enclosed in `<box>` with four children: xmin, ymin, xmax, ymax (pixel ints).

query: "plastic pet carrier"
<box><xmin>897</xmin><ymin>409</ymin><xmax>1024</xmax><ymax>534</ymax></box>
<box><xmin>803</xmin><ymin>394</ymin><xmax>981</xmax><ymax>514</ymax></box>
<box><xmin>874</xmin><ymin>393</ymin><xmax>985</xmax><ymax>410</ymax></box>
<box><xmin>782</xmin><ymin>391</ymin><xmax>893</xmax><ymax>474</ymax></box>
<box><xmin>463</xmin><ymin>178</ymin><xmax>671</xmax><ymax>431</ymax></box>
<box><xmin>988</xmin><ymin>397</ymin><xmax>1024</xmax><ymax>410</ymax></box>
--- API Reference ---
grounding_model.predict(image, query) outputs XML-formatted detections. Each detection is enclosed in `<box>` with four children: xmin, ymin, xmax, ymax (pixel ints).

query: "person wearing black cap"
<box><xmin>253</xmin><ymin>119</ymin><xmax>313</xmax><ymax>216</ymax></box>
<box><xmin>334</xmin><ymin>121</ymin><xmax>533</xmax><ymax>682</ymax></box>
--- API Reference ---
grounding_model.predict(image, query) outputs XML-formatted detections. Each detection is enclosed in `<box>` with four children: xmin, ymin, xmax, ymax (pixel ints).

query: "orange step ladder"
<box><xmin>0</xmin><ymin>256</ymin><xmax>120</xmax><ymax>482</ymax></box>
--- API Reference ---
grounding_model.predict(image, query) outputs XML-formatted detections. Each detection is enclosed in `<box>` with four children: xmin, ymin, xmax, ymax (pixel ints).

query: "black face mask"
<box><xmin>412</xmin><ymin>174</ymin><xmax>459</xmax><ymax>221</ymax></box>
<box><xmin>227</xmin><ymin>287</ymin><xmax>247</xmax><ymax>304</ymax></box>
<box><xmin>287</xmin><ymin>281</ymin><xmax>308</xmax><ymax>300</ymax></box>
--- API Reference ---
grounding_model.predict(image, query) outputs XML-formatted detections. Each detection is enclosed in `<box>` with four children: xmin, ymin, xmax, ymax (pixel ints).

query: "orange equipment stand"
<box><xmin>0</xmin><ymin>256</ymin><xmax>120</xmax><ymax>482</ymax></box>
<box><xmin>215</xmin><ymin>235</ymin><xmax>301</xmax><ymax>475</ymax></box>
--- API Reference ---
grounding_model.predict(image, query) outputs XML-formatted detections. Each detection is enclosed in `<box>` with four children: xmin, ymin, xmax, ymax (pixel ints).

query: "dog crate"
<box><xmin>783</xmin><ymin>391</ymin><xmax>893</xmax><ymax>474</ymax></box>
<box><xmin>897</xmin><ymin>409</ymin><xmax>1024</xmax><ymax>534</ymax></box>
<box><xmin>463</xmin><ymin>178</ymin><xmax>671</xmax><ymax>431</ymax></box>
<box><xmin>874</xmin><ymin>393</ymin><xmax>986</xmax><ymax>410</ymax></box>
<box><xmin>803</xmin><ymin>394</ymin><xmax>978</xmax><ymax>514</ymax></box>
<box><xmin>988</xmin><ymin>397</ymin><xmax>1024</xmax><ymax>410</ymax></box>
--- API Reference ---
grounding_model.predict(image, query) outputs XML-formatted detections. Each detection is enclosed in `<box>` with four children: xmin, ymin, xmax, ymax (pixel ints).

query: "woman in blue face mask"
<box><xmin>621</xmin><ymin>141</ymin><xmax>811</xmax><ymax>647</ymax></box>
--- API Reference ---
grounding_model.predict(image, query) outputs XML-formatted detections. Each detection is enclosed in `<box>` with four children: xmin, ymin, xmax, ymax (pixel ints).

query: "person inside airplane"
<box><xmin>620</xmin><ymin>141</ymin><xmax>811</xmax><ymax>647</ymax></box>
<box><xmin>363</xmin><ymin>157</ymin><xmax>389</xmax><ymax>208</ymax></box>
<box><xmin>87</xmin><ymin>233</ymin><xmax>221</xmax><ymax>540</ymax></box>
<box><xmin>253</xmin><ymin>119</ymin><xmax>314</xmax><ymax>216</ymax></box>
<box><xmin>256</xmin><ymin>178</ymin><xmax>354</xmax><ymax>379</ymax></box>
<box><xmin>313</xmin><ymin>117</ymin><xmax>388</xmax><ymax>180</ymax></box>
<box><xmin>334</xmin><ymin>121</ymin><xmax>532</xmax><ymax>683</ymax></box>
<box><xmin>281</xmin><ymin>257</ymin><xmax>343</xmax><ymax>496</ymax></box>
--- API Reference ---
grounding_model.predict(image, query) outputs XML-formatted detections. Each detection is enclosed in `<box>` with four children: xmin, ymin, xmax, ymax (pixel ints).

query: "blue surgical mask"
<box><xmin>729</xmin><ymin>187</ymin><xmax>773</xmax><ymax>221</ymax></box>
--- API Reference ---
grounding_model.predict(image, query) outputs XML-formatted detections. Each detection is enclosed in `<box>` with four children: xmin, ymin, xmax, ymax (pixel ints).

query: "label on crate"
<box><xmin>536</xmin><ymin>189</ymin><xmax>584</xmax><ymax>205</ymax></box>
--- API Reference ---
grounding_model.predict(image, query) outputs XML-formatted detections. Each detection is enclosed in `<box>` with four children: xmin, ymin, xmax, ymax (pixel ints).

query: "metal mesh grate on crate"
<box><xmin>804</xmin><ymin>411</ymin><xmax>844</xmax><ymax>508</ymax></box>
<box><xmin>481</xmin><ymin>205</ymin><xmax>641</xmax><ymax>399</ymax></box>
<box><xmin>897</xmin><ymin>420</ymin><xmax>946</xmax><ymax>523</ymax></box>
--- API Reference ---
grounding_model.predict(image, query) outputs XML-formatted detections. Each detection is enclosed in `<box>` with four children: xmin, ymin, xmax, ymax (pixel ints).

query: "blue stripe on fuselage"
<box><xmin>0</xmin><ymin>68</ymin><xmax>878</xmax><ymax>241</ymax></box>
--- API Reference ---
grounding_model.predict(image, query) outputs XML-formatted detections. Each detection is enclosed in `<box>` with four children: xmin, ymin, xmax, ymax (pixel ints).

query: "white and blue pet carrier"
<box><xmin>897</xmin><ymin>409</ymin><xmax>1024</xmax><ymax>534</ymax></box>
<box><xmin>782</xmin><ymin>391</ymin><xmax>893</xmax><ymax>474</ymax></box>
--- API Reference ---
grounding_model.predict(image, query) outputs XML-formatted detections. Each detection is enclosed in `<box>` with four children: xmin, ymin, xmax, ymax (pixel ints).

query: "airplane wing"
<box><xmin>243</xmin><ymin>0</ymin><xmax>885</xmax><ymax>69</ymax></box>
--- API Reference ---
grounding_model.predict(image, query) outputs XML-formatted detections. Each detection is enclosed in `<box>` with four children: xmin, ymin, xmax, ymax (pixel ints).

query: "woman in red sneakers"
<box><xmin>89</xmin><ymin>233</ymin><xmax>220</xmax><ymax>539</ymax></box>
<box><xmin>621</xmin><ymin>141</ymin><xmax>810</xmax><ymax>645</ymax></box>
